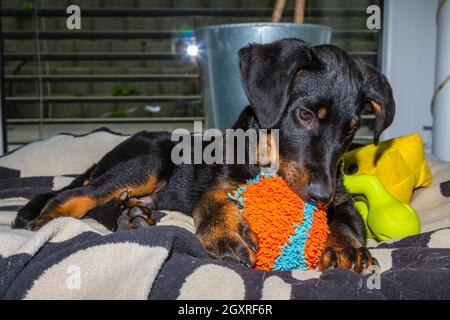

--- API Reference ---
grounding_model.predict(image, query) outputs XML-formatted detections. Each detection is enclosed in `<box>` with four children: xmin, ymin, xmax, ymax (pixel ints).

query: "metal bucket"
<box><xmin>194</xmin><ymin>23</ymin><xmax>332</xmax><ymax>130</ymax></box>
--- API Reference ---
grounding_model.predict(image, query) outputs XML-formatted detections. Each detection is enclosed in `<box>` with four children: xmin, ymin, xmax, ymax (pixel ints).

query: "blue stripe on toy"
<box><xmin>227</xmin><ymin>172</ymin><xmax>274</xmax><ymax>207</ymax></box>
<box><xmin>273</xmin><ymin>203</ymin><xmax>317</xmax><ymax>271</ymax></box>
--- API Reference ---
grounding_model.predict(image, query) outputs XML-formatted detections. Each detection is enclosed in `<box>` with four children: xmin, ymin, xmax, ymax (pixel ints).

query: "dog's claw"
<box><xmin>119</xmin><ymin>190</ymin><xmax>130</xmax><ymax>201</ymax></box>
<box><xmin>127</xmin><ymin>195</ymin><xmax>156</xmax><ymax>210</ymax></box>
<box><xmin>319</xmin><ymin>246</ymin><xmax>378</xmax><ymax>273</ymax></box>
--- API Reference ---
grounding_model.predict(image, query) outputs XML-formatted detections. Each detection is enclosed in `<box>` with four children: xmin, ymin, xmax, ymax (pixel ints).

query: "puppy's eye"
<box><xmin>297</xmin><ymin>108</ymin><xmax>314</xmax><ymax>122</ymax></box>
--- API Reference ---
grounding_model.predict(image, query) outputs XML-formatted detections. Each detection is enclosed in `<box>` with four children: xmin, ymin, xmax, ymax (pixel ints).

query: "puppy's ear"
<box><xmin>357</xmin><ymin>59</ymin><xmax>395</xmax><ymax>145</ymax></box>
<box><xmin>238</xmin><ymin>38</ymin><xmax>321</xmax><ymax>128</ymax></box>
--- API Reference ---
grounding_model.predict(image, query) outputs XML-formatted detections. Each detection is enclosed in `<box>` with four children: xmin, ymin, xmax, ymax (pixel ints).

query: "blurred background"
<box><xmin>0</xmin><ymin>0</ymin><xmax>437</xmax><ymax>155</ymax></box>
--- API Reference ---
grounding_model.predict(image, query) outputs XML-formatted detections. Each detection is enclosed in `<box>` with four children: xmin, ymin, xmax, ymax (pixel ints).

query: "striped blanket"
<box><xmin>1</xmin><ymin>128</ymin><xmax>449</xmax><ymax>300</ymax></box>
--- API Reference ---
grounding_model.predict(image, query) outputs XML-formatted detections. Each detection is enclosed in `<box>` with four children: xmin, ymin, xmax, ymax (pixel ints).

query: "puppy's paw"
<box><xmin>13</xmin><ymin>213</ymin><xmax>31</xmax><ymax>229</ymax></box>
<box><xmin>26</xmin><ymin>214</ymin><xmax>54</xmax><ymax>231</ymax></box>
<box><xmin>318</xmin><ymin>246</ymin><xmax>379</xmax><ymax>273</ymax></box>
<box><xmin>116</xmin><ymin>191</ymin><xmax>156</xmax><ymax>231</ymax></box>
<box><xmin>119</xmin><ymin>190</ymin><xmax>156</xmax><ymax>211</ymax></box>
<box><xmin>117</xmin><ymin>206</ymin><xmax>155</xmax><ymax>231</ymax></box>
<box><xmin>198</xmin><ymin>223</ymin><xmax>259</xmax><ymax>268</ymax></box>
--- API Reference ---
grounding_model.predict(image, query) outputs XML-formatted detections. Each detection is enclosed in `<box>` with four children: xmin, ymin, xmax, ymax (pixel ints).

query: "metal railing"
<box><xmin>6</xmin><ymin>95</ymin><xmax>202</xmax><ymax>103</ymax></box>
<box><xmin>4</xmin><ymin>74</ymin><xmax>199</xmax><ymax>82</ymax></box>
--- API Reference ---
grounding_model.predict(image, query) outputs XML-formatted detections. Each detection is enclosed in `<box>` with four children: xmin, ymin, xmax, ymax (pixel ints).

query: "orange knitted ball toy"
<box><xmin>229</xmin><ymin>173</ymin><xmax>329</xmax><ymax>271</ymax></box>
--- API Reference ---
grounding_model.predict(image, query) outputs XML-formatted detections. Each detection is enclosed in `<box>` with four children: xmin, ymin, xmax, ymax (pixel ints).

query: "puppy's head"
<box><xmin>239</xmin><ymin>38</ymin><xmax>395</xmax><ymax>205</ymax></box>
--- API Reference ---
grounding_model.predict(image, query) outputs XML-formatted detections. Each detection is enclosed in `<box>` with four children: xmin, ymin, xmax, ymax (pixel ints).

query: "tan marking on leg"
<box><xmin>97</xmin><ymin>175</ymin><xmax>163</xmax><ymax>206</ymax></box>
<box><xmin>32</xmin><ymin>175</ymin><xmax>164</xmax><ymax>230</ymax></box>
<box><xmin>193</xmin><ymin>186</ymin><xmax>242</xmax><ymax>234</ymax></box>
<box><xmin>318</xmin><ymin>247</ymin><xmax>337</xmax><ymax>271</ymax></box>
<box><xmin>130</xmin><ymin>175</ymin><xmax>162</xmax><ymax>197</ymax></box>
<box><xmin>325</xmin><ymin>224</ymin><xmax>363</xmax><ymax>250</ymax></box>
<box><xmin>338</xmin><ymin>251</ymin><xmax>354</xmax><ymax>269</ymax></box>
<box><xmin>27</xmin><ymin>195</ymin><xmax>97</xmax><ymax>230</ymax></box>
<box><xmin>193</xmin><ymin>186</ymin><xmax>240</xmax><ymax>230</ymax></box>
<box><xmin>193</xmin><ymin>186</ymin><xmax>257</xmax><ymax>266</ymax></box>
<box><xmin>56</xmin><ymin>196</ymin><xmax>97</xmax><ymax>218</ymax></box>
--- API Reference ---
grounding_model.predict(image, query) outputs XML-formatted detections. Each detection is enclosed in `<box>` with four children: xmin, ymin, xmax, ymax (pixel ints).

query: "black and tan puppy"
<box><xmin>14</xmin><ymin>38</ymin><xmax>395</xmax><ymax>272</ymax></box>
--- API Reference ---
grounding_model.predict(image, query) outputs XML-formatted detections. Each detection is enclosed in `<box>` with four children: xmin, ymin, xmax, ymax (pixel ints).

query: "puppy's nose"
<box><xmin>307</xmin><ymin>182</ymin><xmax>333</xmax><ymax>205</ymax></box>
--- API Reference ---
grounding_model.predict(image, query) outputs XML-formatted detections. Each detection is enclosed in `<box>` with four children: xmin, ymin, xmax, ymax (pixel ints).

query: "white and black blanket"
<box><xmin>1</xmin><ymin>128</ymin><xmax>450</xmax><ymax>300</ymax></box>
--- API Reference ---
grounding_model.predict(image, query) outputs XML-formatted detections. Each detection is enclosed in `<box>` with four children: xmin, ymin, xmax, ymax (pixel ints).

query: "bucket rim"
<box><xmin>194</xmin><ymin>22</ymin><xmax>333</xmax><ymax>34</ymax></box>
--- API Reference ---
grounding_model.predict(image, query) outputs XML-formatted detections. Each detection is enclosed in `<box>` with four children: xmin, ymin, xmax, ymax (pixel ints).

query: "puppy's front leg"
<box><xmin>193</xmin><ymin>183</ymin><xmax>259</xmax><ymax>267</ymax></box>
<box><xmin>319</xmin><ymin>190</ymin><xmax>379</xmax><ymax>273</ymax></box>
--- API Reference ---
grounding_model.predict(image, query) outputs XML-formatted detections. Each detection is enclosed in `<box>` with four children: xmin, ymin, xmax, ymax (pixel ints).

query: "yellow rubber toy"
<box><xmin>343</xmin><ymin>173</ymin><xmax>421</xmax><ymax>241</ymax></box>
<box><xmin>343</xmin><ymin>133</ymin><xmax>432</xmax><ymax>203</ymax></box>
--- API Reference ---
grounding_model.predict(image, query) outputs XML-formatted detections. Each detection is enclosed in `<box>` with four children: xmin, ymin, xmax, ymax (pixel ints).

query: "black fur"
<box><xmin>14</xmin><ymin>38</ymin><xmax>395</xmax><ymax>271</ymax></box>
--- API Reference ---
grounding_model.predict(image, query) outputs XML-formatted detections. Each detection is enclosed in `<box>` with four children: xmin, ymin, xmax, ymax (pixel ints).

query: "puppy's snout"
<box><xmin>306</xmin><ymin>181</ymin><xmax>334</xmax><ymax>205</ymax></box>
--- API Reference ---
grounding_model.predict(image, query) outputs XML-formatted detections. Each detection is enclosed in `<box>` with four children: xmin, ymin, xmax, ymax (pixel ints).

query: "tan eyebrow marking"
<box><xmin>350</xmin><ymin>117</ymin><xmax>358</xmax><ymax>129</ymax></box>
<box><xmin>371</xmin><ymin>100</ymin><xmax>382</xmax><ymax>114</ymax></box>
<box><xmin>318</xmin><ymin>107</ymin><xmax>328</xmax><ymax>119</ymax></box>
